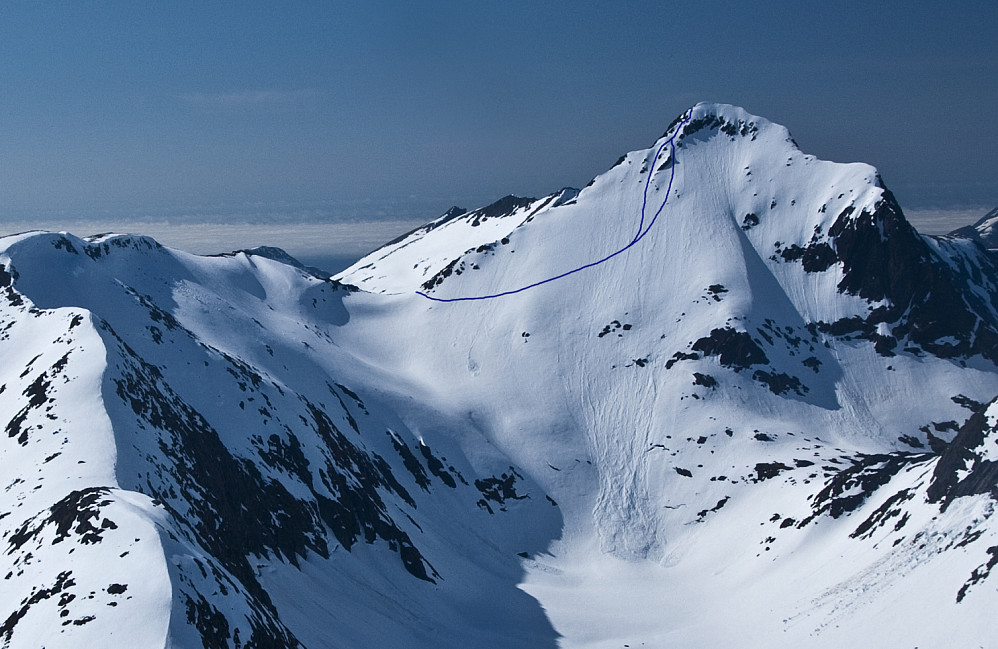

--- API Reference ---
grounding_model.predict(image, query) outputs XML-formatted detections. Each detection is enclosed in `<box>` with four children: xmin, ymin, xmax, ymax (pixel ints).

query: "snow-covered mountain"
<box><xmin>950</xmin><ymin>206</ymin><xmax>998</xmax><ymax>249</ymax></box>
<box><xmin>4</xmin><ymin>102</ymin><xmax>998</xmax><ymax>648</ymax></box>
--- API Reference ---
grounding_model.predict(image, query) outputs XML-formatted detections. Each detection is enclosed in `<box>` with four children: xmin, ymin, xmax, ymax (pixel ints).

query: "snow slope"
<box><xmin>3</xmin><ymin>103</ymin><xmax>998</xmax><ymax>647</ymax></box>
<box><xmin>0</xmin><ymin>234</ymin><xmax>561</xmax><ymax>648</ymax></box>
<box><xmin>337</xmin><ymin>102</ymin><xmax>998</xmax><ymax>646</ymax></box>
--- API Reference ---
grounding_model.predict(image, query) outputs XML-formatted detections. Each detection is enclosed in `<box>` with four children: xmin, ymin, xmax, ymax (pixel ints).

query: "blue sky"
<box><xmin>1</xmin><ymin>1</ymin><xmax>995</xmax><ymax>267</ymax></box>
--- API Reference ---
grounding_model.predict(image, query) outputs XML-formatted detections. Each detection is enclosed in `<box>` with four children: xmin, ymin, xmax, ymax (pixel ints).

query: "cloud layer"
<box><xmin>0</xmin><ymin>219</ymin><xmax>426</xmax><ymax>275</ymax></box>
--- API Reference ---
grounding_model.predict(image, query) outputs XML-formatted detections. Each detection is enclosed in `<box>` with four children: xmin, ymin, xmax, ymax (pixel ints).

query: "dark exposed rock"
<box><xmin>850</xmin><ymin>487</ymin><xmax>916</xmax><ymax>540</ymax></box>
<box><xmin>5</xmin><ymin>352</ymin><xmax>70</xmax><ymax>446</ymax></box>
<box><xmin>802</xmin><ymin>356</ymin><xmax>821</xmax><ymax>373</ymax></box>
<box><xmin>389</xmin><ymin>430</ymin><xmax>432</xmax><ymax>492</ymax></box>
<box><xmin>928</xmin><ymin>401</ymin><xmax>998</xmax><ymax>508</ymax></box>
<box><xmin>957</xmin><ymin>545</ymin><xmax>998</xmax><ymax>602</ymax></box>
<box><xmin>692</xmin><ymin>372</ymin><xmax>717</xmax><ymax>389</ymax></box>
<box><xmin>778</xmin><ymin>241</ymin><xmax>837</xmax><ymax>273</ymax></box>
<box><xmin>800</xmin><ymin>452</ymin><xmax>932</xmax><ymax>526</ymax></box>
<box><xmin>475</xmin><ymin>468</ymin><xmax>527</xmax><ymax>513</ymax></box>
<box><xmin>51</xmin><ymin>236</ymin><xmax>79</xmax><ymax>255</ymax></box>
<box><xmin>752</xmin><ymin>370</ymin><xmax>808</xmax><ymax>396</ymax></box>
<box><xmin>678</xmin><ymin>113</ymin><xmax>758</xmax><ymax>143</ymax></box>
<box><xmin>665</xmin><ymin>351</ymin><xmax>699</xmax><ymax>369</ymax></box>
<box><xmin>422</xmin><ymin>258</ymin><xmax>463</xmax><ymax>291</ymax></box>
<box><xmin>332</xmin><ymin>382</ymin><xmax>368</xmax><ymax>415</ymax></box>
<box><xmin>691</xmin><ymin>328</ymin><xmax>769</xmax><ymax>370</ymax></box>
<box><xmin>7</xmin><ymin>488</ymin><xmax>115</xmax><ymax>552</ymax></box>
<box><xmin>705</xmin><ymin>284</ymin><xmax>728</xmax><ymax>301</ymax></box>
<box><xmin>660</xmin><ymin>111</ymin><xmax>690</xmax><ymax>139</ymax></box>
<box><xmin>1</xmin><ymin>570</ymin><xmax>77</xmax><ymax>644</ymax></box>
<box><xmin>827</xmin><ymin>189</ymin><xmax>998</xmax><ymax>363</ymax></box>
<box><xmin>696</xmin><ymin>496</ymin><xmax>730</xmax><ymax>521</ymax></box>
<box><xmin>597</xmin><ymin>320</ymin><xmax>630</xmax><ymax>338</ymax></box>
<box><xmin>926</xmin><ymin>431</ymin><xmax>950</xmax><ymax>454</ymax></box>
<box><xmin>952</xmin><ymin>394</ymin><xmax>985</xmax><ymax>412</ymax></box>
<box><xmin>185</xmin><ymin>594</ymin><xmax>238</xmax><ymax>649</ymax></box>
<box><xmin>471</xmin><ymin>195</ymin><xmax>535</xmax><ymax>224</ymax></box>
<box><xmin>419</xmin><ymin>442</ymin><xmax>459</xmax><ymax>488</ymax></box>
<box><xmin>754</xmin><ymin>462</ymin><xmax>792</xmax><ymax>481</ymax></box>
<box><xmin>102</xmin><ymin>320</ymin><xmax>440</xmax><ymax>644</ymax></box>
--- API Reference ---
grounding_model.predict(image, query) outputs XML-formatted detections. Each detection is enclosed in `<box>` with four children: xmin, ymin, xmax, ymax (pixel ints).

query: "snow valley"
<box><xmin>3</xmin><ymin>103</ymin><xmax>998</xmax><ymax>648</ymax></box>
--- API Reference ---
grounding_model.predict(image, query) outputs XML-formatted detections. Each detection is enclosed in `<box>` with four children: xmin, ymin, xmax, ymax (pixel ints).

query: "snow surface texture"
<box><xmin>3</xmin><ymin>103</ymin><xmax>998</xmax><ymax>648</ymax></box>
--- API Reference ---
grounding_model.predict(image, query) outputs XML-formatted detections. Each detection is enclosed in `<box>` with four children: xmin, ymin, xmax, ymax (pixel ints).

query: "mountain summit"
<box><xmin>950</xmin><ymin>205</ymin><xmax>998</xmax><ymax>248</ymax></box>
<box><xmin>3</xmin><ymin>103</ymin><xmax>998</xmax><ymax>648</ymax></box>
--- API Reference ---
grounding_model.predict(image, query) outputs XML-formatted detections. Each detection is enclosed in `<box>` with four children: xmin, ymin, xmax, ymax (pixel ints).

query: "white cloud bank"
<box><xmin>1</xmin><ymin>205</ymin><xmax>991</xmax><ymax>276</ymax></box>
<box><xmin>0</xmin><ymin>219</ymin><xmax>425</xmax><ymax>274</ymax></box>
<box><xmin>904</xmin><ymin>207</ymin><xmax>990</xmax><ymax>235</ymax></box>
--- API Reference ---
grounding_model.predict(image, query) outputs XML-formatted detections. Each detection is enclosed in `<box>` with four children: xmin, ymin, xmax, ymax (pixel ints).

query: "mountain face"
<box><xmin>950</xmin><ymin>206</ymin><xmax>998</xmax><ymax>249</ymax></box>
<box><xmin>3</xmin><ymin>103</ymin><xmax>998</xmax><ymax>648</ymax></box>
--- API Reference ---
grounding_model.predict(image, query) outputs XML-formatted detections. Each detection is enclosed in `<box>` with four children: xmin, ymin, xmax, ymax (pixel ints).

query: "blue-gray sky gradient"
<box><xmin>1</xmin><ymin>1</ymin><xmax>995</xmax><ymax>265</ymax></box>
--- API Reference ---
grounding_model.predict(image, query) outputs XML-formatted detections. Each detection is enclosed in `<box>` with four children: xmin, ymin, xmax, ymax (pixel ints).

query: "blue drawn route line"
<box><xmin>416</xmin><ymin>113</ymin><xmax>690</xmax><ymax>303</ymax></box>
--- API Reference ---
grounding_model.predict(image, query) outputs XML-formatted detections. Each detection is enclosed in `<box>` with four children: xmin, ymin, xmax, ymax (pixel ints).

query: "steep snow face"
<box><xmin>4</xmin><ymin>103</ymin><xmax>998</xmax><ymax>648</ymax></box>
<box><xmin>337</xmin><ymin>101</ymin><xmax>998</xmax><ymax>452</ymax></box>
<box><xmin>332</xmin><ymin>102</ymin><xmax>998</xmax><ymax>645</ymax></box>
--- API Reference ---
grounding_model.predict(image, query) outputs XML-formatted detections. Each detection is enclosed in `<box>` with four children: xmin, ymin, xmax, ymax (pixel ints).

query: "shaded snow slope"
<box><xmin>1</xmin><ymin>233</ymin><xmax>561</xmax><ymax>648</ymax></box>
<box><xmin>3</xmin><ymin>103</ymin><xmax>998</xmax><ymax>647</ymax></box>
<box><xmin>0</xmin><ymin>279</ymin><xmax>172</xmax><ymax>649</ymax></box>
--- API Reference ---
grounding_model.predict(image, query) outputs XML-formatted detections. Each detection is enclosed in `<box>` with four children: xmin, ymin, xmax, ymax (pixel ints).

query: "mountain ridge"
<box><xmin>3</xmin><ymin>103</ymin><xmax>998</xmax><ymax>647</ymax></box>
<box><xmin>949</xmin><ymin>205</ymin><xmax>998</xmax><ymax>249</ymax></box>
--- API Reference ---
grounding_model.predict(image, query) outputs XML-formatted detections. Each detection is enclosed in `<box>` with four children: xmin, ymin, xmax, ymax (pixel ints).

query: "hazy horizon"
<box><xmin>2</xmin><ymin>3</ymin><xmax>994</xmax><ymax>228</ymax></box>
<box><xmin>1</xmin><ymin>2</ymin><xmax>994</xmax><ymax>272</ymax></box>
<box><xmin>1</xmin><ymin>200</ymin><xmax>991</xmax><ymax>277</ymax></box>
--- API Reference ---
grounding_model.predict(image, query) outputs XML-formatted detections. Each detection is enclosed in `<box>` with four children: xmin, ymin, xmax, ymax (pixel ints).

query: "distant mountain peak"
<box><xmin>655</xmin><ymin>101</ymin><xmax>786</xmax><ymax>145</ymax></box>
<box><xmin>949</xmin><ymin>206</ymin><xmax>998</xmax><ymax>248</ymax></box>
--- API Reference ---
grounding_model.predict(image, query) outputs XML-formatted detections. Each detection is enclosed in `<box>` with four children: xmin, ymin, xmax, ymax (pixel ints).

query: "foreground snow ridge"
<box><xmin>3</xmin><ymin>103</ymin><xmax>998</xmax><ymax>648</ymax></box>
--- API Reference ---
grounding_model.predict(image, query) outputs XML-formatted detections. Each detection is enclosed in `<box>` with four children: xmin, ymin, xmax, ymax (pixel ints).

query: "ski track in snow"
<box><xmin>415</xmin><ymin>113</ymin><xmax>691</xmax><ymax>303</ymax></box>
